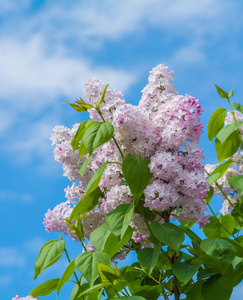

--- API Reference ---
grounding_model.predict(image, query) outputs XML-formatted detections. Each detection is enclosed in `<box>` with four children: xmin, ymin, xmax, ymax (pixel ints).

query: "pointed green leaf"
<box><xmin>215</xmin><ymin>85</ymin><xmax>229</xmax><ymax>99</ymax></box>
<box><xmin>79</xmin><ymin>156</ymin><xmax>93</xmax><ymax>177</ymax></box>
<box><xmin>207</xmin><ymin>159</ymin><xmax>233</xmax><ymax>184</ymax></box>
<box><xmin>96</xmin><ymin>84</ymin><xmax>109</xmax><ymax>108</ymax></box>
<box><xmin>172</xmin><ymin>260</ymin><xmax>202</xmax><ymax>285</ymax></box>
<box><xmin>30</xmin><ymin>278</ymin><xmax>60</xmax><ymax>297</ymax></box>
<box><xmin>86</xmin><ymin>162</ymin><xmax>109</xmax><ymax>194</ymax></box>
<box><xmin>104</xmin><ymin>226</ymin><xmax>134</xmax><ymax>258</ymax></box>
<box><xmin>79</xmin><ymin>140</ymin><xmax>89</xmax><ymax>158</ymax></box>
<box><xmin>203</xmin><ymin>215</ymin><xmax>235</xmax><ymax>239</ymax></box>
<box><xmin>150</xmin><ymin>222</ymin><xmax>185</xmax><ymax>254</ymax></box>
<box><xmin>217</xmin><ymin>121</ymin><xmax>243</xmax><ymax>143</ymax></box>
<box><xmin>215</xmin><ymin>131</ymin><xmax>241</xmax><ymax>162</ymax></box>
<box><xmin>77</xmin><ymin>283</ymin><xmax>105</xmax><ymax>298</ymax></box>
<box><xmin>184</xmin><ymin>280</ymin><xmax>204</xmax><ymax>300</ymax></box>
<box><xmin>35</xmin><ymin>240</ymin><xmax>65</xmax><ymax>278</ymax></box>
<box><xmin>90</xmin><ymin>223</ymin><xmax>111</xmax><ymax>252</ymax></box>
<box><xmin>64</xmin><ymin>218</ymin><xmax>84</xmax><ymax>240</ymax></box>
<box><xmin>207</xmin><ymin>108</ymin><xmax>226</xmax><ymax>143</ymax></box>
<box><xmin>70</xmin><ymin>187</ymin><xmax>102</xmax><ymax>221</ymax></box>
<box><xmin>83</xmin><ymin>121</ymin><xmax>114</xmax><ymax>155</ymax></box>
<box><xmin>137</xmin><ymin>244</ymin><xmax>161</xmax><ymax>276</ymax></box>
<box><xmin>71</xmin><ymin>121</ymin><xmax>87</xmax><ymax>151</ymax></box>
<box><xmin>200</xmin><ymin>239</ymin><xmax>236</xmax><ymax>274</ymax></box>
<box><xmin>75</xmin><ymin>252</ymin><xmax>111</xmax><ymax>286</ymax></box>
<box><xmin>67</xmin><ymin>102</ymin><xmax>87</xmax><ymax>112</ymax></box>
<box><xmin>98</xmin><ymin>263</ymin><xmax>121</xmax><ymax>286</ymax></box>
<box><xmin>228</xmin><ymin>175</ymin><xmax>243</xmax><ymax>195</ymax></box>
<box><xmin>122</xmin><ymin>154</ymin><xmax>152</xmax><ymax>200</ymax></box>
<box><xmin>106</xmin><ymin>203</ymin><xmax>134</xmax><ymax>238</ymax></box>
<box><xmin>228</xmin><ymin>87</ymin><xmax>235</xmax><ymax>98</ymax></box>
<box><xmin>133</xmin><ymin>285</ymin><xmax>162</xmax><ymax>300</ymax></box>
<box><xmin>57</xmin><ymin>260</ymin><xmax>76</xmax><ymax>298</ymax></box>
<box><xmin>232</xmin><ymin>102</ymin><xmax>243</xmax><ymax>113</ymax></box>
<box><xmin>202</xmin><ymin>274</ymin><xmax>233</xmax><ymax>300</ymax></box>
<box><xmin>110</xmin><ymin>297</ymin><xmax>146</xmax><ymax>300</ymax></box>
<box><xmin>197</xmin><ymin>268</ymin><xmax>221</xmax><ymax>280</ymax></box>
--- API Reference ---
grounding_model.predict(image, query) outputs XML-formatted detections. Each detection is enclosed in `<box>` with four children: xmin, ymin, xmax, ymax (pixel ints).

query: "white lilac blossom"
<box><xmin>205</xmin><ymin>111</ymin><xmax>243</xmax><ymax>215</ymax></box>
<box><xmin>12</xmin><ymin>296</ymin><xmax>39</xmax><ymax>300</ymax></box>
<box><xmin>45</xmin><ymin>64</ymin><xmax>209</xmax><ymax>248</ymax></box>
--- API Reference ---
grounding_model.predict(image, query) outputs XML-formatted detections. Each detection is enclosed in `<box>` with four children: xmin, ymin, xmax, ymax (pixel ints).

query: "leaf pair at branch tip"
<box><xmin>215</xmin><ymin>84</ymin><xmax>234</xmax><ymax>100</ymax></box>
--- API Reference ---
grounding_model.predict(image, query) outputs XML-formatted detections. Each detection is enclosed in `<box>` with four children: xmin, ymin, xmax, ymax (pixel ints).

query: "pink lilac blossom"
<box><xmin>45</xmin><ymin>63</ymin><xmax>209</xmax><ymax>249</ymax></box>
<box><xmin>205</xmin><ymin>110</ymin><xmax>243</xmax><ymax>215</ymax></box>
<box><xmin>12</xmin><ymin>296</ymin><xmax>39</xmax><ymax>300</ymax></box>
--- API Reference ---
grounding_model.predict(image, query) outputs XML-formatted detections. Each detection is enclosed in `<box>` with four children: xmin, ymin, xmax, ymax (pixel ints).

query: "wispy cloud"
<box><xmin>0</xmin><ymin>247</ymin><xmax>26</xmax><ymax>267</ymax></box>
<box><xmin>0</xmin><ymin>190</ymin><xmax>33</xmax><ymax>203</ymax></box>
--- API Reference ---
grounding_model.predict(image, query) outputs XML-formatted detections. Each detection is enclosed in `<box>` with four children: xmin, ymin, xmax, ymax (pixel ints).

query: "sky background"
<box><xmin>0</xmin><ymin>0</ymin><xmax>243</xmax><ymax>299</ymax></box>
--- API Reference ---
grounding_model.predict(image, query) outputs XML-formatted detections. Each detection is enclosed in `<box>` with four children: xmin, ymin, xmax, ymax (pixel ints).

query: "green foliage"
<box><xmin>232</xmin><ymin>102</ymin><xmax>243</xmax><ymax>113</ymax></box>
<box><xmin>106</xmin><ymin>203</ymin><xmax>134</xmax><ymax>238</ymax></box>
<box><xmin>96</xmin><ymin>84</ymin><xmax>109</xmax><ymax>108</ymax></box>
<box><xmin>207</xmin><ymin>108</ymin><xmax>226</xmax><ymax>143</ymax></box>
<box><xmin>75</xmin><ymin>252</ymin><xmax>111</xmax><ymax>286</ymax></box>
<box><xmin>133</xmin><ymin>285</ymin><xmax>162</xmax><ymax>300</ymax></box>
<box><xmin>201</xmin><ymin>274</ymin><xmax>233</xmax><ymax>300</ymax></box>
<box><xmin>228</xmin><ymin>175</ymin><xmax>243</xmax><ymax>196</ymax></box>
<box><xmin>137</xmin><ymin>244</ymin><xmax>161</xmax><ymax>276</ymax></box>
<box><xmin>150</xmin><ymin>222</ymin><xmax>185</xmax><ymax>254</ymax></box>
<box><xmin>207</xmin><ymin>159</ymin><xmax>233</xmax><ymax>184</ymax></box>
<box><xmin>57</xmin><ymin>260</ymin><xmax>76</xmax><ymax>298</ymax></box>
<box><xmin>217</xmin><ymin>121</ymin><xmax>243</xmax><ymax>143</ymax></box>
<box><xmin>215</xmin><ymin>131</ymin><xmax>241</xmax><ymax>162</ymax></box>
<box><xmin>201</xmin><ymin>239</ymin><xmax>236</xmax><ymax>274</ymax></box>
<box><xmin>122</xmin><ymin>154</ymin><xmax>152</xmax><ymax>200</ymax></box>
<box><xmin>83</xmin><ymin>121</ymin><xmax>114</xmax><ymax>155</ymax></box>
<box><xmin>34</xmin><ymin>240</ymin><xmax>65</xmax><ymax>279</ymax></box>
<box><xmin>30</xmin><ymin>278</ymin><xmax>60</xmax><ymax>297</ymax></box>
<box><xmin>79</xmin><ymin>156</ymin><xmax>93</xmax><ymax>177</ymax></box>
<box><xmin>86</xmin><ymin>161</ymin><xmax>109</xmax><ymax>193</ymax></box>
<box><xmin>172</xmin><ymin>259</ymin><xmax>202</xmax><ymax>285</ymax></box>
<box><xmin>203</xmin><ymin>215</ymin><xmax>235</xmax><ymax>239</ymax></box>
<box><xmin>70</xmin><ymin>187</ymin><xmax>102</xmax><ymax>221</ymax></box>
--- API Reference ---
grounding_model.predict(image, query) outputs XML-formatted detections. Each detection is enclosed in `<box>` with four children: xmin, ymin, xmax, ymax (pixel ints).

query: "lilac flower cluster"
<box><xmin>205</xmin><ymin>111</ymin><xmax>243</xmax><ymax>215</ymax></box>
<box><xmin>12</xmin><ymin>296</ymin><xmax>39</xmax><ymax>300</ymax></box>
<box><xmin>44</xmin><ymin>64</ymin><xmax>209</xmax><ymax>247</ymax></box>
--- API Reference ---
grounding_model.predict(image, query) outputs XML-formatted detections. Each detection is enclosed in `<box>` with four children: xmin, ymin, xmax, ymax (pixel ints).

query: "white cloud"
<box><xmin>0</xmin><ymin>247</ymin><xmax>26</xmax><ymax>267</ymax></box>
<box><xmin>0</xmin><ymin>274</ymin><xmax>12</xmax><ymax>286</ymax></box>
<box><xmin>0</xmin><ymin>190</ymin><xmax>33</xmax><ymax>203</ymax></box>
<box><xmin>0</xmin><ymin>0</ymin><xmax>242</xmax><ymax>166</ymax></box>
<box><xmin>23</xmin><ymin>236</ymin><xmax>46</xmax><ymax>254</ymax></box>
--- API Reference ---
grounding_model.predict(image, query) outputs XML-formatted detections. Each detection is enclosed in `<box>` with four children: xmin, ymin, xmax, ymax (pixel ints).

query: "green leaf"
<box><xmin>96</xmin><ymin>84</ymin><xmax>109</xmax><ymax>108</ymax></box>
<box><xmin>57</xmin><ymin>260</ymin><xmax>76</xmax><ymax>298</ymax></box>
<box><xmin>200</xmin><ymin>239</ymin><xmax>236</xmax><ymax>274</ymax></box>
<box><xmin>221</xmin><ymin>238</ymin><xmax>243</xmax><ymax>258</ymax></box>
<box><xmin>86</xmin><ymin>162</ymin><xmax>109</xmax><ymax>194</ymax></box>
<box><xmin>106</xmin><ymin>203</ymin><xmax>134</xmax><ymax>238</ymax></box>
<box><xmin>150</xmin><ymin>222</ymin><xmax>185</xmax><ymax>254</ymax></box>
<box><xmin>214</xmin><ymin>85</ymin><xmax>229</xmax><ymax>99</ymax></box>
<box><xmin>232</xmin><ymin>198</ymin><xmax>243</xmax><ymax>218</ymax></box>
<box><xmin>90</xmin><ymin>223</ymin><xmax>111</xmax><ymax>252</ymax></box>
<box><xmin>30</xmin><ymin>278</ymin><xmax>60</xmax><ymax>297</ymax></box>
<box><xmin>180</xmin><ymin>226</ymin><xmax>202</xmax><ymax>243</ymax></box>
<box><xmin>207</xmin><ymin>159</ymin><xmax>233</xmax><ymax>184</ymax></box>
<box><xmin>184</xmin><ymin>280</ymin><xmax>204</xmax><ymax>300</ymax></box>
<box><xmin>79</xmin><ymin>140</ymin><xmax>89</xmax><ymax>158</ymax></box>
<box><xmin>203</xmin><ymin>215</ymin><xmax>235</xmax><ymax>239</ymax></box>
<box><xmin>197</xmin><ymin>268</ymin><xmax>221</xmax><ymax>280</ymax></box>
<box><xmin>137</xmin><ymin>244</ymin><xmax>161</xmax><ymax>276</ymax></box>
<box><xmin>64</xmin><ymin>218</ymin><xmax>84</xmax><ymax>241</ymax></box>
<box><xmin>70</xmin><ymin>284</ymin><xmax>81</xmax><ymax>300</ymax></box>
<box><xmin>70</xmin><ymin>187</ymin><xmax>102</xmax><ymax>221</ymax></box>
<box><xmin>172</xmin><ymin>260</ymin><xmax>202</xmax><ymax>285</ymax></box>
<box><xmin>35</xmin><ymin>240</ymin><xmax>65</xmax><ymax>279</ymax></box>
<box><xmin>201</xmin><ymin>274</ymin><xmax>233</xmax><ymax>300</ymax></box>
<box><xmin>122</xmin><ymin>154</ymin><xmax>152</xmax><ymax>200</ymax></box>
<box><xmin>98</xmin><ymin>263</ymin><xmax>122</xmax><ymax>286</ymax></box>
<box><xmin>228</xmin><ymin>87</ymin><xmax>235</xmax><ymax>98</ymax></box>
<box><xmin>67</xmin><ymin>102</ymin><xmax>88</xmax><ymax>113</ymax></box>
<box><xmin>215</xmin><ymin>131</ymin><xmax>241</xmax><ymax>163</ymax></box>
<box><xmin>133</xmin><ymin>285</ymin><xmax>162</xmax><ymax>300</ymax></box>
<box><xmin>217</xmin><ymin>121</ymin><xmax>243</xmax><ymax>143</ymax></box>
<box><xmin>110</xmin><ymin>297</ymin><xmax>146</xmax><ymax>300</ymax></box>
<box><xmin>203</xmin><ymin>186</ymin><xmax>214</xmax><ymax>204</ymax></box>
<box><xmin>235</xmin><ymin>262</ymin><xmax>243</xmax><ymax>286</ymax></box>
<box><xmin>104</xmin><ymin>226</ymin><xmax>134</xmax><ymax>258</ymax></box>
<box><xmin>207</xmin><ymin>108</ymin><xmax>226</xmax><ymax>143</ymax></box>
<box><xmin>75</xmin><ymin>252</ymin><xmax>111</xmax><ymax>286</ymax></box>
<box><xmin>83</xmin><ymin>121</ymin><xmax>114</xmax><ymax>155</ymax></box>
<box><xmin>71</xmin><ymin>121</ymin><xmax>87</xmax><ymax>151</ymax></box>
<box><xmin>228</xmin><ymin>175</ymin><xmax>243</xmax><ymax>195</ymax></box>
<box><xmin>77</xmin><ymin>283</ymin><xmax>105</xmax><ymax>298</ymax></box>
<box><xmin>79</xmin><ymin>156</ymin><xmax>93</xmax><ymax>177</ymax></box>
<box><xmin>232</xmin><ymin>102</ymin><xmax>243</xmax><ymax>113</ymax></box>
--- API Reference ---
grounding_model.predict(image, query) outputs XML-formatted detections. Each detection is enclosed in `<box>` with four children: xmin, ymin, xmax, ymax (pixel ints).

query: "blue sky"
<box><xmin>0</xmin><ymin>0</ymin><xmax>243</xmax><ymax>299</ymax></box>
